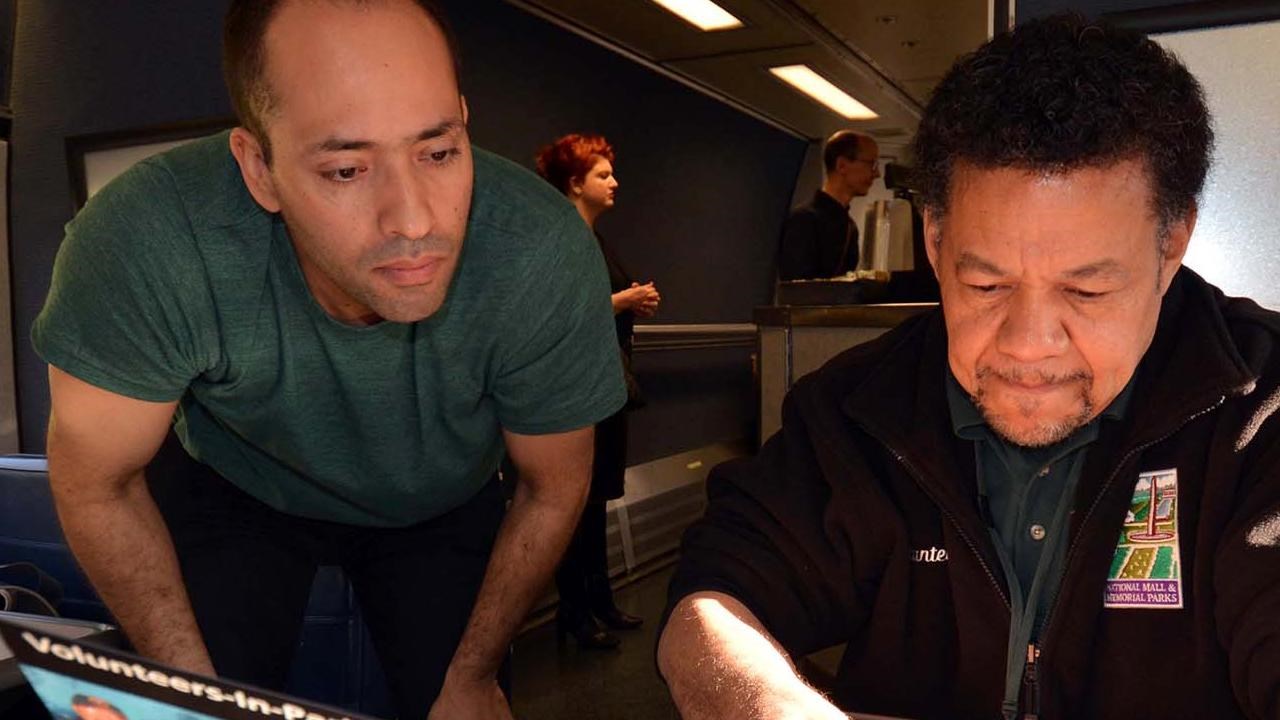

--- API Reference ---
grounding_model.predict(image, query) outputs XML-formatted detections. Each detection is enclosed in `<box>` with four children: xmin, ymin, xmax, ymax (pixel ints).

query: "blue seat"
<box><xmin>0</xmin><ymin>455</ymin><xmax>393</xmax><ymax>715</ymax></box>
<box><xmin>0</xmin><ymin>455</ymin><xmax>108</xmax><ymax>624</ymax></box>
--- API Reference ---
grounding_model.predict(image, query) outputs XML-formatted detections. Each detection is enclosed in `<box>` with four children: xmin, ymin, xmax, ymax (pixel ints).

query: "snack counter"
<box><xmin>754</xmin><ymin>303</ymin><xmax>936</xmax><ymax>444</ymax></box>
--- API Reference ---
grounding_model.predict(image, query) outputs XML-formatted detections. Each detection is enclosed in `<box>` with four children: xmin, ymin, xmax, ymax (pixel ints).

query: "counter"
<box><xmin>754</xmin><ymin>303</ymin><xmax>937</xmax><ymax>443</ymax></box>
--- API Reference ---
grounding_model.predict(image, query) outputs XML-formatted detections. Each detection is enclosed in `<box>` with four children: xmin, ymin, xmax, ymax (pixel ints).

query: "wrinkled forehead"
<box><xmin>935</xmin><ymin>157</ymin><xmax>1173</xmax><ymax>278</ymax></box>
<box><xmin>943</xmin><ymin>157</ymin><xmax>1159</xmax><ymax>222</ymax></box>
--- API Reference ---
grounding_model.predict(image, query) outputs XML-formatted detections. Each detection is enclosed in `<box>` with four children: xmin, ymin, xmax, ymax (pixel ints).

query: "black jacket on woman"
<box><xmin>667</xmin><ymin>268</ymin><xmax>1280</xmax><ymax>719</ymax></box>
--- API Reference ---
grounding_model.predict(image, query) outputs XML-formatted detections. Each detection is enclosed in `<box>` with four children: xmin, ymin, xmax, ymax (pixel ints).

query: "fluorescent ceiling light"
<box><xmin>649</xmin><ymin>0</ymin><xmax>744</xmax><ymax>32</ymax></box>
<box><xmin>769</xmin><ymin>64</ymin><xmax>879</xmax><ymax>120</ymax></box>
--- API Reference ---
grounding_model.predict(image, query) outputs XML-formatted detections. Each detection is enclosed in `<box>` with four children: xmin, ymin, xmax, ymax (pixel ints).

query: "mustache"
<box><xmin>365</xmin><ymin>234</ymin><xmax>452</xmax><ymax>266</ymax></box>
<box><xmin>976</xmin><ymin>366</ymin><xmax>1092</xmax><ymax>385</ymax></box>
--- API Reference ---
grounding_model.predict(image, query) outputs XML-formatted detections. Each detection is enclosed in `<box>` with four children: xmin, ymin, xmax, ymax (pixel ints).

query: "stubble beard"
<box><xmin>358</xmin><ymin>232</ymin><xmax>460</xmax><ymax>322</ymax></box>
<box><xmin>285</xmin><ymin>210</ymin><xmax>461</xmax><ymax>324</ymax></box>
<box><xmin>973</xmin><ymin>366</ymin><xmax>1095</xmax><ymax>448</ymax></box>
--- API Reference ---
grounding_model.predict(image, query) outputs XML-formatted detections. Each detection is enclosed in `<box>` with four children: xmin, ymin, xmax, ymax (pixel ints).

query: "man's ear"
<box><xmin>1158</xmin><ymin>206</ymin><xmax>1196</xmax><ymax>295</ymax></box>
<box><xmin>922</xmin><ymin>209</ymin><xmax>943</xmax><ymax>276</ymax></box>
<box><xmin>228</xmin><ymin>127</ymin><xmax>281</xmax><ymax>213</ymax></box>
<box><xmin>461</xmin><ymin>95</ymin><xmax>470</xmax><ymax>125</ymax></box>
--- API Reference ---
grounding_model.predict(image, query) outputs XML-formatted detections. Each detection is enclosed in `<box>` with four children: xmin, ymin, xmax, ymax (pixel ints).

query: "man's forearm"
<box><xmin>658</xmin><ymin>593</ymin><xmax>848</xmax><ymax>720</ymax></box>
<box><xmin>444</xmin><ymin>474</ymin><xmax>587</xmax><ymax>681</ymax></box>
<box><xmin>52</xmin><ymin>469</ymin><xmax>213</xmax><ymax>675</ymax></box>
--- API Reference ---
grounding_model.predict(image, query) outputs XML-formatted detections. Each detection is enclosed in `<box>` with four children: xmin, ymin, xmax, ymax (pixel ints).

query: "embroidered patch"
<box><xmin>1104</xmin><ymin>469</ymin><xmax>1183</xmax><ymax>609</ymax></box>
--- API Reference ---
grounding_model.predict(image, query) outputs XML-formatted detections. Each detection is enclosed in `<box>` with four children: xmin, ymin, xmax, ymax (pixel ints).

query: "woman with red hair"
<box><xmin>535</xmin><ymin>134</ymin><xmax>660</xmax><ymax>649</ymax></box>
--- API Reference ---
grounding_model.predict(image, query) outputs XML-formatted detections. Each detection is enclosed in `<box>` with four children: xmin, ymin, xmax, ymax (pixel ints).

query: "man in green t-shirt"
<box><xmin>31</xmin><ymin>2</ymin><xmax>625</xmax><ymax>719</ymax></box>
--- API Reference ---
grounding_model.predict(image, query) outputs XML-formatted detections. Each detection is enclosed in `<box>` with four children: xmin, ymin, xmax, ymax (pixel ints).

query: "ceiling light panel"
<box><xmin>649</xmin><ymin>0</ymin><xmax>745</xmax><ymax>32</ymax></box>
<box><xmin>768</xmin><ymin>64</ymin><xmax>879</xmax><ymax>120</ymax></box>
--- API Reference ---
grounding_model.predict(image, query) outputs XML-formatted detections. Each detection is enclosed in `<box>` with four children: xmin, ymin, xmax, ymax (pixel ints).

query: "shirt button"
<box><xmin>1037</xmin><ymin>465</ymin><xmax>1051</xmax><ymax>477</ymax></box>
<box><xmin>1029</xmin><ymin>524</ymin><xmax>1047</xmax><ymax>541</ymax></box>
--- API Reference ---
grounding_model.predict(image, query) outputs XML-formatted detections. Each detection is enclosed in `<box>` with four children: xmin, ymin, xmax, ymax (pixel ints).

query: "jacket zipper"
<box><xmin>1022</xmin><ymin>643</ymin><xmax>1040</xmax><ymax>720</ymax></box>
<box><xmin>862</xmin><ymin>393</ymin><xmax>1227</xmax><ymax>718</ymax></box>
<box><xmin>1031</xmin><ymin>394</ymin><xmax>1226</xmax><ymax>713</ymax></box>
<box><xmin>873</xmin><ymin>440</ymin><xmax>1011</xmax><ymax>609</ymax></box>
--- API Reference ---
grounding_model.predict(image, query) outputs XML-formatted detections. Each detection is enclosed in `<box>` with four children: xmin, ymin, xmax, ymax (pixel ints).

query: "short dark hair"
<box><xmin>534</xmin><ymin>134</ymin><xmax>615</xmax><ymax>196</ymax></box>
<box><xmin>822</xmin><ymin>131</ymin><xmax>871</xmax><ymax>173</ymax></box>
<box><xmin>912</xmin><ymin>13</ymin><xmax>1213</xmax><ymax>231</ymax></box>
<box><xmin>223</xmin><ymin>0</ymin><xmax>461</xmax><ymax>163</ymax></box>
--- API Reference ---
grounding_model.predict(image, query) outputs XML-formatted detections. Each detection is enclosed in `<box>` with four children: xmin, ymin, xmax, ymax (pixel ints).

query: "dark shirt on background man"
<box><xmin>777</xmin><ymin>190</ymin><xmax>858</xmax><ymax>280</ymax></box>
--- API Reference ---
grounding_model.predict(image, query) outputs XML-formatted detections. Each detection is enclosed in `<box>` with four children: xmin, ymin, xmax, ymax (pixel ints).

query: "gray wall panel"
<box><xmin>11</xmin><ymin>0</ymin><xmax>230</xmax><ymax>450</ymax></box>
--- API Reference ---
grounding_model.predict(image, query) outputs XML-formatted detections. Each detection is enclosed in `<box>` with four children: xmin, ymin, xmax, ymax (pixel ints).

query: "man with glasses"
<box><xmin>777</xmin><ymin>130</ymin><xmax>880</xmax><ymax>281</ymax></box>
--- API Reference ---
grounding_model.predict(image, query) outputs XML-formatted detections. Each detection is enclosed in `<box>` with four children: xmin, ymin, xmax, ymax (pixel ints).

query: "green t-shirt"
<box><xmin>33</xmin><ymin>132</ymin><xmax>626</xmax><ymax>527</ymax></box>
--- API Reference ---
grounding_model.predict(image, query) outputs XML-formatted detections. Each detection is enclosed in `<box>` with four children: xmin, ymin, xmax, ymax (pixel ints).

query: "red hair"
<box><xmin>535</xmin><ymin>133</ymin><xmax>615</xmax><ymax>195</ymax></box>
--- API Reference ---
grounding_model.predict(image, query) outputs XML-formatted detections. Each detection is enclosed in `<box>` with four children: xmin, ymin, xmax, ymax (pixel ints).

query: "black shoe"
<box><xmin>556</xmin><ymin>613</ymin><xmax>620</xmax><ymax>650</ymax></box>
<box><xmin>594</xmin><ymin>606</ymin><xmax>643</xmax><ymax>630</ymax></box>
<box><xmin>585</xmin><ymin>574</ymin><xmax>643</xmax><ymax>630</ymax></box>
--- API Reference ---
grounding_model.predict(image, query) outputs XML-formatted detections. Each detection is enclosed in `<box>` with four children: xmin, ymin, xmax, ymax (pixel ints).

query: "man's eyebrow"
<box><xmin>307</xmin><ymin>120</ymin><xmax>465</xmax><ymax>155</ymax></box>
<box><xmin>955</xmin><ymin>251</ymin><xmax>1009</xmax><ymax>276</ymax></box>
<box><xmin>1061</xmin><ymin>259</ymin><xmax>1127</xmax><ymax>281</ymax></box>
<box><xmin>310</xmin><ymin>137</ymin><xmax>374</xmax><ymax>154</ymax></box>
<box><xmin>411</xmin><ymin>120</ymin><xmax>464</xmax><ymax>144</ymax></box>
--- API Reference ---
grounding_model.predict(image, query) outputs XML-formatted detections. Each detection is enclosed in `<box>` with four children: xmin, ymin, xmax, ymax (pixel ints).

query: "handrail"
<box><xmin>632</xmin><ymin>323</ymin><xmax>757</xmax><ymax>353</ymax></box>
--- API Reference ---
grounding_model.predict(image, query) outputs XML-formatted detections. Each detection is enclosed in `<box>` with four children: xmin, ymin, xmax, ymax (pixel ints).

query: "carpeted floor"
<box><xmin>510</xmin><ymin>565</ymin><xmax>680</xmax><ymax>720</ymax></box>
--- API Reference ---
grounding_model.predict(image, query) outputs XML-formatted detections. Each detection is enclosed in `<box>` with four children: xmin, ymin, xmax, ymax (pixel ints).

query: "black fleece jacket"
<box><xmin>668</xmin><ymin>268</ymin><xmax>1280</xmax><ymax>719</ymax></box>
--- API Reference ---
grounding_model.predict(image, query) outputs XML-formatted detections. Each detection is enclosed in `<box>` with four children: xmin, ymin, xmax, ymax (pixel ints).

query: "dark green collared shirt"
<box><xmin>947</xmin><ymin>372</ymin><xmax>1133</xmax><ymax>716</ymax></box>
<box><xmin>947</xmin><ymin>373</ymin><xmax>1132</xmax><ymax>634</ymax></box>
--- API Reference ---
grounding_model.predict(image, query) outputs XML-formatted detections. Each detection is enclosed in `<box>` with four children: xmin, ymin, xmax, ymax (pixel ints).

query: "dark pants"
<box><xmin>145</xmin><ymin>435</ymin><xmax>506</xmax><ymax>718</ymax></box>
<box><xmin>554</xmin><ymin>408</ymin><xmax>626</xmax><ymax>623</ymax></box>
<box><xmin>554</xmin><ymin>500</ymin><xmax>610</xmax><ymax>623</ymax></box>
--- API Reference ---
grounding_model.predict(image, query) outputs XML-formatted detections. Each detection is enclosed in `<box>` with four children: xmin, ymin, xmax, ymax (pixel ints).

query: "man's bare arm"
<box><xmin>45</xmin><ymin>365</ymin><xmax>212</xmax><ymax>674</ymax></box>
<box><xmin>428</xmin><ymin>425</ymin><xmax>594</xmax><ymax>720</ymax></box>
<box><xmin>658</xmin><ymin>591</ymin><xmax>849</xmax><ymax>720</ymax></box>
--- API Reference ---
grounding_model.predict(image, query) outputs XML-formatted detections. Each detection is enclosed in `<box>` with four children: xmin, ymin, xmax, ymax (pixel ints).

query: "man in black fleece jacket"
<box><xmin>659</xmin><ymin>13</ymin><xmax>1280</xmax><ymax>720</ymax></box>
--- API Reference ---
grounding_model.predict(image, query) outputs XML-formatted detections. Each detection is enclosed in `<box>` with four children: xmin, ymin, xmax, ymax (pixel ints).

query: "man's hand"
<box><xmin>45</xmin><ymin>365</ymin><xmax>213</xmax><ymax>675</ymax></box>
<box><xmin>428</xmin><ymin>426</ymin><xmax>593</xmax><ymax>718</ymax></box>
<box><xmin>426</xmin><ymin>672</ymin><xmax>512</xmax><ymax>720</ymax></box>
